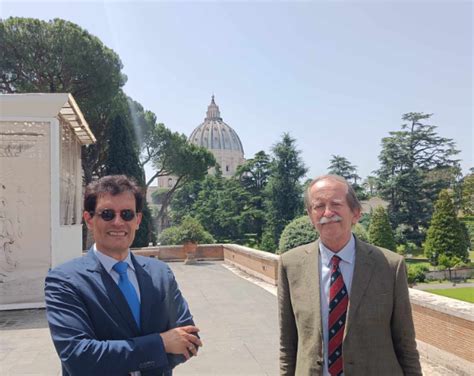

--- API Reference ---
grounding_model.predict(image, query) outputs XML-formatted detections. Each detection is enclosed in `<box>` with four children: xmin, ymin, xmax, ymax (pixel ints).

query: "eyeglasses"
<box><xmin>90</xmin><ymin>209</ymin><xmax>136</xmax><ymax>222</ymax></box>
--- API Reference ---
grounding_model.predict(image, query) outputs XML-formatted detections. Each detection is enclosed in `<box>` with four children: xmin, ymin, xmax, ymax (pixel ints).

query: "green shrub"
<box><xmin>368</xmin><ymin>206</ymin><xmax>396</xmax><ymax>251</ymax></box>
<box><xmin>424</xmin><ymin>190</ymin><xmax>469</xmax><ymax>264</ymax></box>
<box><xmin>353</xmin><ymin>223</ymin><xmax>369</xmax><ymax>242</ymax></box>
<box><xmin>396</xmin><ymin>242</ymin><xmax>418</xmax><ymax>256</ymax></box>
<box><xmin>157</xmin><ymin>226</ymin><xmax>181</xmax><ymax>246</ymax></box>
<box><xmin>407</xmin><ymin>263</ymin><xmax>429</xmax><ymax>284</ymax></box>
<box><xmin>158</xmin><ymin>216</ymin><xmax>215</xmax><ymax>245</ymax></box>
<box><xmin>278</xmin><ymin>216</ymin><xmax>319</xmax><ymax>254</ymax></box>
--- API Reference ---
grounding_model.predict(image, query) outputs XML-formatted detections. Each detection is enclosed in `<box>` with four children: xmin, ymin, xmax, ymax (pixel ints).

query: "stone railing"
<box><xmin>133</xmin><ymin>244</ymin><xmax>224</xmax><ymax>261</ymax></box>
<box><xmin>133</xmin><ymin>243</ymin><xmax>278</xmax><ymax>284</ymax></box>
<box><xmin>222</xmin><ymin>244</ymin><xmax>279</xmax><ymax>285</ymax></box>
<box><xmin>410</xmin><ymin>289</ymin><xmax>474</xmax><ymax>375</ymax></box>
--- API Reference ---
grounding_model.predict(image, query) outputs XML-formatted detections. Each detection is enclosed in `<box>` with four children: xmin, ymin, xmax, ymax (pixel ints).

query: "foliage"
<box><xmin>396</xmin><ymin>242</ymin><xmax>418</xmax><ymax>256</ymax></box>
<box><xmin>368</xmin><ymin>206</ymin><xmax>396</xmax><ymax>251</ymax></box>
<box><xmin>261</xmin><ymin>133</ymin><xmax>307</xmax><ymax>251</ymax></box>
<box><xmin>407</xmin><ymin>264</ymin><xmax>429</xmax><ymax>284</ymax></box>
<box><xmin>437</xmin><ymin>254</ymin><xmax>462</xmax><ymax>270</ymax></box>
<box><xmin>150</xmin><ymin>188</ymin><xmax>171</xmax><ymax>205</ymax></box>
<box><xmin>0</xmin><ymin>17</ymin><xmax>127</xmax><ymax>183</ymax></box>
<box><xmin>362</xmin><ymin>176</ymin><xmax>378</xmax><ymax>197</ymax></box>
<box><xmin>104</xmin><ymin>114</ymin><xmax>144</xmax><ymax>184</ymax></box>
<box><xmin>103</xmin><ymin>113</ymin><xmax>155</xmax><ymax>246</ymax></box>
<box><xmin>358</xmin><ymin>213</ymin><xmax>371</xmax><ymax>230</ymax></box>
<box><xmin>132</xmin><ymin>202</ymin><xmax>156</xmax><ymax>247</ymax></box>
<box><xmin>235</xmin><ymin>151</ymin><xmax>272</xmax><ymax>242</ymax></box>
<box><xmin>170</xmin><ymin>174</ymin><xmax>260</xmax><ymax>243</ymax></box>
<box><xmin>138</xmin><ymin>120</ymin><xmax>216</xmax><ymax>228</ymax></box>
<box><xmin>327</xmin><ymin>155</ymin><xmax>366</xmax><ymax>199</ymax></box>
<box><xmin>376</xmin><ymin>113</ymin><xmax>460</xmax><ymax>245</ymax></box>
<box><xmin>328</xmin><ymin>155</ymin><xmax>360</xmax><ymax>183</ymax></box>
<box><xmin>460</xmin><ymin>216</ymin><xmax>474</xmax><ymax>251</ymax></box>
<box><xmin>353</xmin><ymin>223</ymin><xmax>369</xmax><ymax>242</ymax></box>
<box><xmin>278</xmin><ymin>216</ymin><xmax>319</xmax><ymax>254</ymax></box>
<box><xmin>424</xmin><ymin>190</ymin><xmax>469</xmax><ymax>265</ymax></box>
<box><xmin>460</xmin><ymin>173</ymin><xmax>474</xmax><ymax>216</ymax></box>
<box><xmin>158</xmin><ymin>216</ymin><xmax>215</xmax><ymax>245</ymax></box>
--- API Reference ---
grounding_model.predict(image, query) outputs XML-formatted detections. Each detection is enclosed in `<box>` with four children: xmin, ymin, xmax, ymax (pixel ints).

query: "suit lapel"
<box><xmin>301</xmin><ymin>241</ymin><xmax>323</xmax><ymax>344</ymax></box>
<box><xmin>344</xmin><ymin>239</ymin><xmax>376</xmax><ymax>337</ymax></box>
<box><xmin>132</xmin><ymin>254</ymin><xmax>154</xmax><ymax>333</ymax></box>
<box><xmin>84</xmin><ymin>249</ymin><xmax>140</xmax><ymax>335</ymax></box>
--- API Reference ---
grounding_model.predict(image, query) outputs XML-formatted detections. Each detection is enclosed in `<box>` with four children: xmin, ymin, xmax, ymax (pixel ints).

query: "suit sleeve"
<box><xmin>45</xmin><ymin>268</ymin><xmax>169</xmax><ymax>376</ymax></box>
<box><xmin>278</xmin><ymin>257</ymin><xmax>298</xmax><ymax>376</ymax></box>
<box><xmin>164</xmin><ymin>265</ymin><xmax>196</xmax><ymax>369</ymax></box>
<box><xmin>391</xmin><ymin>259</ymin><xmax>422</xmax><ymax>376</ymax></box>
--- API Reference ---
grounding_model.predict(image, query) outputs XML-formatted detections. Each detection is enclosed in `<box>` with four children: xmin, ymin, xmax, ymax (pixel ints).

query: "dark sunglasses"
<box><xmin>90</xmin><ymin>209</ymin><xmax>136</xmax><ymax>222</ymax></box>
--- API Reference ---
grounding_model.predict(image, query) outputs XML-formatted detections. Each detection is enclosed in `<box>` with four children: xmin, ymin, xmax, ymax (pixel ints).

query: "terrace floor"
<box><xmin>0</xmin><ymin>261</ymin><xmax>458</xmax><ymax>375</ymax></box>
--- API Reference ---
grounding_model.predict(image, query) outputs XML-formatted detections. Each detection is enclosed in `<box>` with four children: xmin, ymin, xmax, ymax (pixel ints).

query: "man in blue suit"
<box><xmin>45</xmin><ymin>175</ymin><xmax>202</xmax><ymax>375</ymax></box>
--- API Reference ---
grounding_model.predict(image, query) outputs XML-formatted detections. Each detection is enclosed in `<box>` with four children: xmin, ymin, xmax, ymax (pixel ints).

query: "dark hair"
<box><xmin>84</xmin><ymin>175</ymin><xmax>144</xmax><ymax>213</ymax></box>
<box><xmin>304</xmin><ymin>174</ymin><xmax>362</xmax><ymax>213</ymax></box>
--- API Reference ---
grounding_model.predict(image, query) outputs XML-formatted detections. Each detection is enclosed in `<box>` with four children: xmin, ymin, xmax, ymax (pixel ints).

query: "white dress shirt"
<box><xmin>93</xmin><ymin>244</ymin><xmax>141</xmax><ymax>301</ymax></box>
<box><xmin>319</xmin><ymin>235</ymin><xmax>356</xmax><ymax>376</ymax></box>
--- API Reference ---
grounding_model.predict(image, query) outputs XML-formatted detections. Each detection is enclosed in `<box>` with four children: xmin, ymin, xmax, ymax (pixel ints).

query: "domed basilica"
<box><xmin>189</xmin><ymin>96</ymin><xmax>245</xmax><ymax>177</ymax></box>
<box><xmin>157</xmin><ymin>96</ymin><xmax>245</xmax><ymax>188</ymax></box>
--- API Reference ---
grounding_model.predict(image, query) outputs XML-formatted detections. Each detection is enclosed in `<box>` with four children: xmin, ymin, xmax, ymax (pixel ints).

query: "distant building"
<box><xmin>157</xmin><ymin>96</ymin><xmax>245</xmax><ymax>188</ymax></box>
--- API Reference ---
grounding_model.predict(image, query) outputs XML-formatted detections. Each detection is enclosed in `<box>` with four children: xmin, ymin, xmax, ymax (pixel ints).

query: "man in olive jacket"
<box><xmin>278</xmin><ymin>175</ymin><xmax>421</xmax><ymax>376</ymax></box>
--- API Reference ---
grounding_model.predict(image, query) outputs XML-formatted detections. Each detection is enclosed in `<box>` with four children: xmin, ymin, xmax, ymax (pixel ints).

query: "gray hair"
<box><xmin>304</xmin><ymin>174</ymin><xmax>362</xmax><ymax>213</ymax></box>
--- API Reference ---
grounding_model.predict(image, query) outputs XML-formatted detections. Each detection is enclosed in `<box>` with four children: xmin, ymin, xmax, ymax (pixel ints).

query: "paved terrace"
<box><xmin>0</xmin><ymin>261</ymin><xmax>457</xmax><ymax>375</ymax></box>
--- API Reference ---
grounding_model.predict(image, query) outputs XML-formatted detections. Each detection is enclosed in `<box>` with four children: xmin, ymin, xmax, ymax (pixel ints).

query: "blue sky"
<box><xmin>2</xmin><ymin>1</ymin><xmax>472</xmax><ymax>183</ymax></box>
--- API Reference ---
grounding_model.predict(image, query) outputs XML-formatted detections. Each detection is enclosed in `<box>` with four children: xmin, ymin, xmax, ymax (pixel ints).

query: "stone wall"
<box><xmin>409</xmin><ymin>289</ymin><xmax>473</xmax><ymax>374</ymax></box>
<box><xmin>133</xmin><ymin>244</ymin><xmax>223</xmax><ymax>261</ymax></box>
<box><xmin>424</xmin><ymin>267</ymin><xmax>473</xmax><ymax>281</ymax></box>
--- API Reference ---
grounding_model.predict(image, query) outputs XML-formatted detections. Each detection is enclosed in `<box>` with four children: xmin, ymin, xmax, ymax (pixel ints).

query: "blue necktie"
<box><xmin>113</xmin><ymin>261</ymin><xmax>141</xmax><ymax>328</ymax></box>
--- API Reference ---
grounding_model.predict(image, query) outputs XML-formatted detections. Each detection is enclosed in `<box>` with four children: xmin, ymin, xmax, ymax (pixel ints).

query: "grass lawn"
<box><xmin>427</xmin><ymin>287</ymin><xmax>474</xmax><ymax>303</ymax></box>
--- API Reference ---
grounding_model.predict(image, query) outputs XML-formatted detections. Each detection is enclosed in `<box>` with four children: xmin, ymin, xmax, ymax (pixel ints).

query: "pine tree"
<box><xmin>368</xmin><ymin>206</ymin><xmax>396</xmax><ymax>251</ymax></box>
<box><xmin>261</xmin><ymin>134</ymin><xmax>307</xmax><ymax>252</ymax></box>
<box><xmin>376</xmin><ymin>113</ymin><xmax>460</xmax><ymax>245</ymax></box>
<box><xmin>424</xmin><ymin>189</ymin><xmax>468</xmax><ymax>265</ymax></box>
<box><xmin>104</xmin><ymin>114</ymin><xmax>152</xmax><ymax>247</ymax></box>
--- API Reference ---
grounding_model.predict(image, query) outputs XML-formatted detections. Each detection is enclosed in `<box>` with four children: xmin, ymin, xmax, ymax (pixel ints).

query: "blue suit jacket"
<box><xmin>45</xmin><ymin>250</ymin><xmax>194</xmax><ymax>376</ymax></box>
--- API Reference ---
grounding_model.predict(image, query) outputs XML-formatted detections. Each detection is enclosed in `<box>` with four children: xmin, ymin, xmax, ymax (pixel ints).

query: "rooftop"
<box><xmin>0</xmin><ymin>261</ymin><xmax>461</xmax><ymax>375</ymax></box>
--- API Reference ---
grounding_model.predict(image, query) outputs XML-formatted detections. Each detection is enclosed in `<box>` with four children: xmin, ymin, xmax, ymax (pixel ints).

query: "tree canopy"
<box><xmin>424</xmin><ymin>189</ymin><xmax>469</xmax><ymax>265</ymax></box>
<box><xmin>376</xmin><ymin>112</ymin><xmax>460</xmax><ymax>245</ymax></box>
<box><xmin>368</xmin><ymin>206</ymin><xmax>396</xmax><ymax>251</ymax></box>
<box><xmin>261</xmin><ymin>133</ymin><xmax>307</xmax><ymax>251</ymax></box>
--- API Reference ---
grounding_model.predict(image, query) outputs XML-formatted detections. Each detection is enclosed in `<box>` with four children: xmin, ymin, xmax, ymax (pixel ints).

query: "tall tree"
<box><xmin>1</xmin><ymin>17</ymin><xmax>126</xmax><ymax>183</ymax></box>
<box><xmin>328</xmin><ymin>155</ymin><xmax>360</xmax><ymax>183</ymax></box>
<box><xmin>376</xmin><ymin>113</ymin><xmax>460</xmax><ymax>245</ymax></box>
<box><xmin>424</xmin><ymin>189</ymin><xmax>469</xmax><ymax>265</ymax></box>
<box><xmin>328</xmin><ymin>155</ymin><xmax>365</xmax><ymax>199</ymax></box>
<box><xmin>235</xmin><ymin>151</ymin><xmax>272</xmax><ymax>243</ymax></box>
<box><xmin>261</xmin><ymin>133</ymin><xmax>307</xmax><ymax>252</ymax></box>
<box><xmin>368</xmin><ymin>207</ymin><xmax>396</xmax><ymax>251</ymax></box>
<box><xmin>103</xmin><ymin>114</ymin><xmax>153</xmax><ymax>247</ymax></box>
<box><xmin>362</xmin><ymin>175</ymin><xmax>378</xmax><ymax>197</ymax></box>
<box><xmin>460</xmin><ymin>173</ymin><xmax>474</xmax><ymax>216</ymax></box>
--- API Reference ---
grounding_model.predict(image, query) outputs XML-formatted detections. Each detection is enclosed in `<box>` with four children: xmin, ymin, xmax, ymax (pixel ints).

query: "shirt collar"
<box><xmin>319</xmin><ymin>234</ymin><xmax>356</xmax><ymax>267</ymax></box>
<box><xmin>93</xmin><ymin>243</ymin><xmax>135</xmax><ymax>273</ymax></box>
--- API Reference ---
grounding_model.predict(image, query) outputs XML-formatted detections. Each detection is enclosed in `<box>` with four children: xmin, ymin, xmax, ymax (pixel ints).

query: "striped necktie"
<box><xmin>113</xmin><ymin>261</ymin><xmax>141</xmax><ymax>329</ymax></box>
<box><xmin>328</xmin><ymin>255</ymin><xmax>348</xmax><ymax>376</ymax></box>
